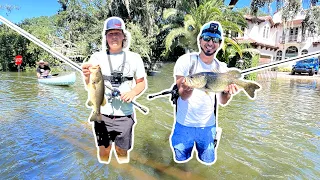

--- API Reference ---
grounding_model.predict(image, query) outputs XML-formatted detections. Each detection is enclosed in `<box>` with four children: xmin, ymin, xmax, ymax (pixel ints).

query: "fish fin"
<box><xmin>101</xmin><ymin>97</ymin><xmax>107</xmax><ymax>106</ymax></box>
<box><xmin>89</xmin><ymin>112</ymin><xmax>96</xmax><ymax>122</ymax></box>
<box><xmin>86</xmin><ymin>83</ymin><xmax>91</xmax><ymax>89</ymax></box>
<box><xmin>211</xmin><ymin>68</ymin><xmax>221</xmax><ymax>73</ymax></box>
<box><xmin>87</xmin><ymin>100</ymin><xmax>93</xmax><ymax>106</ymax></box>
<box><xmin>92</xmin><ymin>83</ymin><xmax>96</xmax><ymax>90</ymax></box>
<box><xmin>227</xmin><ymin>69</ymin><xmax>242</xmax><ymax>78</ymax></box>
<box><xmin>243</xmin><ymin>82</ymin><xmax>261</xmax><ymax>99</ymax></box>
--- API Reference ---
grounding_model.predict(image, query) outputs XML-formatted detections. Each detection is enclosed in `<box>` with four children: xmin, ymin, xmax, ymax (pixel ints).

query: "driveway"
<box><xmin>276</xmin><ymin>72</ymin><xmax>320</xmax><ymax>80</ymax></box>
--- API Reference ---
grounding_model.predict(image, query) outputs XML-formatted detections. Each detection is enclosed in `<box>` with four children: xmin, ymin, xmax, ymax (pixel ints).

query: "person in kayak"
<box><xmin>36</xmin><ymin>60</ymin><xmax>51</xmax><ymax>78</ymax></box>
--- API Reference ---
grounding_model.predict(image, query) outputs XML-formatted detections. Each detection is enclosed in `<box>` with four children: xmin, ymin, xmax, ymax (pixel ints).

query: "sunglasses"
<box><xmin>201</xmin><ymin>36</ymin><xmax>220</xmax><ymax>43</ymax></box>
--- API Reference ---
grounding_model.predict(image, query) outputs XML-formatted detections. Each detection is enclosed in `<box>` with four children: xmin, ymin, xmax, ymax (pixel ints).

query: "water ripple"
<box><xmin>1</xmin><ymin>69</ymin><xmax>320</xmax><ymax>179</ymax></box>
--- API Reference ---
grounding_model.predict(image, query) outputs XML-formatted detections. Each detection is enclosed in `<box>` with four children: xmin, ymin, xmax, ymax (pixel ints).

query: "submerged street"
<box><xmin>0</xmin><ymin>63</ymin><xmax>319</xmax><ymax>179</ymax></box>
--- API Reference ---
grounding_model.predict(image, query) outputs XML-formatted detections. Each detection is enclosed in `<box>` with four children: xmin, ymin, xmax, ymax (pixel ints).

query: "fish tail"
<box><xmin>243</xmin><ymin>82</ymin><xmax>261</xmax><ymax>99</ymax></box>
<box><xmin>97</xmin><ymin>113</ymin><xmax>102</xmax><ymax>121</ymax></box>
<box><xmin>90</xmin><ymin>111</ymin><xmax>102</xmax><ymax>122</ymax></box>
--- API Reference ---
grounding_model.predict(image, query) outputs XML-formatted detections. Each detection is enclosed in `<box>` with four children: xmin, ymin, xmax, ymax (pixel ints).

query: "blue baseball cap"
<box><xmin>105</xmin><ymin>17</ymin><xmax>125</xmax><ymax>31</ymax></box>
<box><xmin>200</xmin><ymin>22</ymin><xmax>223</xmax><ymax>39</ymax></box>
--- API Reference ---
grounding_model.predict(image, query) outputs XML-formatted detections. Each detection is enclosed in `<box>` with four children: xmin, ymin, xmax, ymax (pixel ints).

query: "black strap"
<box><xmin>214</xmin><ymin>95</ymin><xmax>217</xmax><ymax>116</ymax></box>
<box><xmin>107</xmin><ymin>51</ymin><xmax>126</xmax><ymax>74</ymax></box>
<box><xmin>102</xmin><ymin>75</ymin><xmax>133</xmax><ymax>81</ymax></box>
<box><xmin>103</xmin><ymin>114</ymin><xmax>132</xmax><ymax>119</ymax></box>
<box><xmin>189</xmin><ymin>54</ymin><xmax>198</xmax><ymax>75</ymax></box>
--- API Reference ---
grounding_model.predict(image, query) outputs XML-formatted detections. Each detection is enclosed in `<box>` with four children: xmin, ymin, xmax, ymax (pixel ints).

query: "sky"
<box><xmin>0</xmin><ymin>0</ymin><xmax>61</xmax><ymax>23</ymax></box>
<box><xmin>0</xmin><ymin>0</ymin><xmax>314</xmax><ymax>24</ymax></box>
<box><xmin>0</xmin><ymin>0</ymin><xmax>258</xmax><ymax>24</ymax></box>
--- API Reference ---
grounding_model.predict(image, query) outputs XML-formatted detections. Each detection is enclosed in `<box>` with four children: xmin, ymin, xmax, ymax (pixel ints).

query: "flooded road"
<box><xmin>0</xmin><ymin>64</ymin><xmax>319</xmax><ymax>179</ymax></box>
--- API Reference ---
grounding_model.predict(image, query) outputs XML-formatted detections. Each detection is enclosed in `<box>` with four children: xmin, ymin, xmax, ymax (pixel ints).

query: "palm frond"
<box><xmin>224</xmin><ymin>37</ymin><xmax>243</xmax><ymax>58</ymax></box>
<box><xmin>164</xmin><ymin>27</ymin><xmax>187</xmax><ymax>54</ymax></box>
<box><xmin>163</xmin><ymin>8</ymin><xmax>178</xmax><ymax>20</ymax></box>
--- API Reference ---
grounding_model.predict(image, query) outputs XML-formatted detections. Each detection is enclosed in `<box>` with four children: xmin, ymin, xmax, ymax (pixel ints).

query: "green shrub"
<box><xmin>277</xmin><ymin>67</ymin><xmax>292</xmax><ymax>72</ymax></box>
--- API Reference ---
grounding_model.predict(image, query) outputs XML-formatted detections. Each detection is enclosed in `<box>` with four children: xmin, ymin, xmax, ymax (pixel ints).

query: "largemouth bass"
<box><xmin>184</xmin><ymin>69</ymin><xmax>261</xmax><ymax>99</ymax></box>
<box><xmin>87</xmin><ymin>65</ymin><xmax>106</xmax><ymax>121</ymax></box>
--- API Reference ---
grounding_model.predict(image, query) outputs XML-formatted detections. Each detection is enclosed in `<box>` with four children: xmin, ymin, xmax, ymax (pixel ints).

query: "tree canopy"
<box><xmin>1</xmin><ymin>0</ymin><xmax>320</xmax><ymax>71</ymax></box>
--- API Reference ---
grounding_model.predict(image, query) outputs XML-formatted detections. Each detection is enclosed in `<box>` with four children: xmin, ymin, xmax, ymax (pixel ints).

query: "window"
<box><xmin>276</xmin><ymin>50</ymin><xmax>282</xmax><ymax>61</ymax></box>
<box><xmin>289</xmin><ymin>27</ymin><xmax>298</xmax><ymax>42</ymax></box>
<box><xmin>285</xmin><ymin>46</ymin><xmax>298</xmax><ymax>58</ymax></box>
<box><xmin>231</xmin><ymin>31</ymin><xmax>239</xmax><ymax>38</ymax></box>
<box><xmin>301</xmin><ymin>49</ymin><xmax>308</xmax><ymax>55</ymax></box>
<box><xmin>263</xmin><ymin>26</ymin><xmax>270</xmax><ymax>38</ymax></box>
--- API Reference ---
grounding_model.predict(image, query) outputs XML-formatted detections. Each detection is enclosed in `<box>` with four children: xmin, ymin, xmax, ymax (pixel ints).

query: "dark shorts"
<box><xmin>94</xmin><ymin>114</ymin><xmax>135</xmax><ymax>150</ymax></box>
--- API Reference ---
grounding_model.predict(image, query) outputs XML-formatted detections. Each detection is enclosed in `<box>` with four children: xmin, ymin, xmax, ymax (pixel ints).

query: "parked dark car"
<box><xmin>291</xmin><ymin>57</ymin><xmax>319</xmax><ymax>76</ymax></box>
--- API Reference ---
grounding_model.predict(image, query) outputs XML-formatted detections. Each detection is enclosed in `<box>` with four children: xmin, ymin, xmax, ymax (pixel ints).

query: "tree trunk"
<box><xmin>228</xmin><ymin>0</ymin><xmax>239</xmax><ymax>9</ymax></box>
<box><xmin>196</xmin><ymin>0</ymin><xmax>200</xmax><ymax>7</ymax></box>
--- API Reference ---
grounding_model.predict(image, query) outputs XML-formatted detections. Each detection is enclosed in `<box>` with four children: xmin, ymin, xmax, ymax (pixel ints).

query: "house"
<box><xmin>50</xmin><ymin>35</ymin><xmax>85</xmax><ymax>62</ymax></box>
<box><xmin>234</xmin><ymin>9</ymin><xmax>320</xmax><ymax>68</ymax></box>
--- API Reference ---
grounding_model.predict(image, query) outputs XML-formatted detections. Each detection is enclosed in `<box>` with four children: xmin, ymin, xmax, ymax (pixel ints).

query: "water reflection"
<box><xmin>0</xmin><ymin>68</ymin><xmax>320</xmax><ymax>179</ymax></box>
<box><xmin>290</xmin><ymin>78</ymin><xmax>318</xmax><ymax>90</ymax></box>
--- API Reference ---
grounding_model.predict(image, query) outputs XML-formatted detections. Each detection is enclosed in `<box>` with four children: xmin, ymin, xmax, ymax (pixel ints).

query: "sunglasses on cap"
<box><xmin>202</xmin><ymin>23</ymin><xmax>221</xmax><ymax>36</ymax></box>
<box><xmin>201</xmin><ymin>35</ymin><xmax>220</xmax><ymax>43</ymax></box>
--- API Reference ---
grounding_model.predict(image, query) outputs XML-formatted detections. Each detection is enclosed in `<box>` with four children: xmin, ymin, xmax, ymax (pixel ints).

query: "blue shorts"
<box><xmin>170</xmin><ymin>122</ymin><xmax>216</xmax><ymax>164</ymax></box>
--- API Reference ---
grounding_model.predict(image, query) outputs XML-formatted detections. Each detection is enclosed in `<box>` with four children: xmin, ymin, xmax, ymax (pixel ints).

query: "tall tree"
<box><xmin>228</xmin><ymin>0</ymin><xmax>239</xmax><ymax>9</ymax></box>
<box><xmin>0</xmin><ymin>4</ymin><xmax>19</xmax><ymax>15</ymax></box>
<box><xmin>163</xmin><ymin>0</ymin><xmax>247</xmax><ymax>59</ymax></box>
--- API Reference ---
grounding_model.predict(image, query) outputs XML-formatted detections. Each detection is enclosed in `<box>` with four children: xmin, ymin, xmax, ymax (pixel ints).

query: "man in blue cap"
<box><xmin>170</xmin><ymin>21</ymin><xmax>239</xmax><ymax>165</ymax></box>
<box><xmin>82</xmin><ymin>17</ymin><xmax>147</xmax><ymax>164</ymax></box>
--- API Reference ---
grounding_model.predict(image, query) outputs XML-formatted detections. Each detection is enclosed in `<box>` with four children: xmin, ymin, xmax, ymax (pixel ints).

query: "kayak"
<box><xmin>38</xmin><ymin>72</ymin><xmax>76</xmax><ymax>86</ymax></box>
<box><xmin>147</xmin><ymin>70</ymin><xmax>160</xmax><ymax>76</ymax></box>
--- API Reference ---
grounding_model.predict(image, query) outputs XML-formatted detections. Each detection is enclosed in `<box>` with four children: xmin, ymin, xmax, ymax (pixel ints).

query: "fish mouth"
<box><xmin>184</xmin><ymin>77</ymin><xmax>191</xmax><ymax>86</ymax></box>
<box><xmin>89</xmin><ymin>65</ymin><xmax>101</xmax><ymax>71</ymax></box>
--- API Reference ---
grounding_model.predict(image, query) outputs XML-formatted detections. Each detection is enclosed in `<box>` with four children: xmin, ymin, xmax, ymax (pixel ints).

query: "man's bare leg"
<box><xmin>115</xmin><ymin>146</ymin><xmax>129</xmax><ymax>163</ymax></box>
<box><xmin>98</xmin><ymin>145</ymin><xmax>112</xmax><ymax>163</ymax></box>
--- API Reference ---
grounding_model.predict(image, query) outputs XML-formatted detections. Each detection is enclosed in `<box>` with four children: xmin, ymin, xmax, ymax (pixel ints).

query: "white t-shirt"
<box><xmin>174</xmin><ymin>53</ymin><xmax>228</xmax><ymax>127</ymax></box>
<box><xmin>88</xmin><ymin>50</ymin><xmax>146</xmax><ymax>116</ymax></box>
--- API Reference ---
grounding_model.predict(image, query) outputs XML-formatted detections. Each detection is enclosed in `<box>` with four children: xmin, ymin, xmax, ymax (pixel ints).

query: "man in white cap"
<box><xmin>170</xmin><ymin>21</ymin><xmax>240</xmax><ymax>165</ymax></box>
<box><xmin>36</xmin><ymin>60</ymin><xmax>51</xmax><ymax>78</ymax></box>
<box><xmin>82</xmin><ymin>17</ymin><xmax>147</xmax><ymax>164</ymax></box>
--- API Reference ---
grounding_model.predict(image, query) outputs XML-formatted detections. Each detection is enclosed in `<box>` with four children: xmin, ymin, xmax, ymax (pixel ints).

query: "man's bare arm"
<box><xmin>120</xmin><ymin>77</ymin><xmax>146</xmax><ymax>102</ymax></box>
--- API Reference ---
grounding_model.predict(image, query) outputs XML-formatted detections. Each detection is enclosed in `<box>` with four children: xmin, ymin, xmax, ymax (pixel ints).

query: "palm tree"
<box><xmin>218</xmin><ymin>40</ymin><xmax>260</xmax><ymax>67</ymax></box>
<box><xmin>163</xmin><ymin>0</ymin><xmax>247</xmax><ymax>57</ymax></box>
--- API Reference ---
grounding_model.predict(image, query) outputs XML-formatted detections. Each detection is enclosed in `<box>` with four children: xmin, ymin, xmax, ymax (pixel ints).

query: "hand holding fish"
<box><xmin>184</xmin><ymin>70</ymin><xmax>261</xmax><ymax>100</ymax></box>
<box><xmin>82</xmin><ymin>63</ymin><xmax>92</xmax><ymax>84</ymax></box>
<box><xmin>181</xmin><ymin>78</ymin><xmax>194</xmax><ymax>92</ymax></box>
<box><xmin>223</xmin><ymin>84</ymin><xmax>239</xmax><ymax>95</ymax></box>
<box><xmin>82</xmin><ymin>64</ymin><xmax>92</xmax><ymax>74</ymax></box>
<box><xmin>85</xmin><ymin>65</ymin><xmax>107</xmax><ymax>122</ymax></box>
<box><xmin>176</xmin><ymin>76</ymin><xmax>193</xmax><ymax>100</ymax></box>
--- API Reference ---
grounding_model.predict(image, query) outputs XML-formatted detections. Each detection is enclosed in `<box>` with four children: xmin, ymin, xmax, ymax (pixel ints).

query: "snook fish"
<box><xmin>87</xmin><ymin>65</ymin><xmax>106</xmax><ymax>121</ymax></box>
<box><xmin>184</xmin><ymin>69</ymin><xmax>261</xmax><ymax>99</ymax></box>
